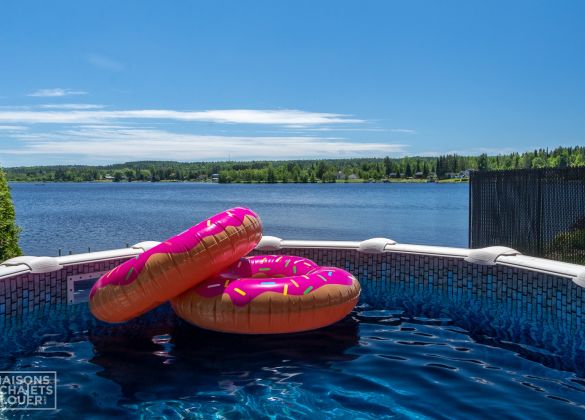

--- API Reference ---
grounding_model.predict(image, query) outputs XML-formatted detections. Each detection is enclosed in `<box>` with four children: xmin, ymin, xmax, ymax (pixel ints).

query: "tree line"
<box><xmin>4</xmin><ymin>146</ymin><xmax>585</xmax><ymax>183</ymax></box>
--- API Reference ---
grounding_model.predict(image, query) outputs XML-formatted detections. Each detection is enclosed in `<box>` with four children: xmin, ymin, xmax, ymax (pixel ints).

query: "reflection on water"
<box><xmin>88</xmin><ymin>315</ymin><xmax>360</xmax><ymax>401</ymax></box>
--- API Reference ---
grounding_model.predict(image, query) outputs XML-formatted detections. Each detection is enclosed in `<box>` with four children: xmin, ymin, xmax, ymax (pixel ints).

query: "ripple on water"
<box><xmin>1</xmin><ymin>301</ymin><xmax>585</xmax><ymax>418</ymax></box>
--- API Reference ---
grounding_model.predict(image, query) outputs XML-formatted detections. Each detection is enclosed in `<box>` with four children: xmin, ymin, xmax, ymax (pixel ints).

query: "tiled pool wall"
<box><xmin>1</xmin><ymin>249</ymin><xmax>584</xmax><ymax>335</ymax></box>
<box><xmin>251</xmin><ymin>248</ymin><xmax>585</xmax><ymax>334</ymax></box>
<box><xmin>0</xmin><ymin>258</ymin><xmax>127</xmax><ymax>322</ymax></box>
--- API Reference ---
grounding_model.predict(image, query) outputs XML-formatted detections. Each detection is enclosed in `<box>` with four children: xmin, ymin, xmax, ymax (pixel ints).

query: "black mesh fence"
<box><xmin>469</xmin><ymin>167</ymin><xmax>585</xmax><ymax>265</ymax></box>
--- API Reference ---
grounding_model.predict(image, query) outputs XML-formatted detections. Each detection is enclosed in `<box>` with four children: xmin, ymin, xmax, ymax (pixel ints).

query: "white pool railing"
<box><xmin>1</xmin><ymin>236</ymin><xmax>584</xmax><ymax>288</ymax></box>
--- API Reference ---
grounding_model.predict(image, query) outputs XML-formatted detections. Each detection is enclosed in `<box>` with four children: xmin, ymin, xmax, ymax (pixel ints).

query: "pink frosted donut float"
<box><xmin>171</xmin><ymin>255</ymin><xmax>361</xmax><ymax>334</ymax></box>
<box><xmin>89</xmin><ymin>207</ymin><xmax>262</xmax><ymax>323</ymax></box>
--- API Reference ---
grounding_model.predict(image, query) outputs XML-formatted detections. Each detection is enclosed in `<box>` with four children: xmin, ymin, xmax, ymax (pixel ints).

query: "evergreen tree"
<box><xmin>436</xmin><ymin>156</ymin><xmax>446</xmax><ymax>178</ymax></box>
<box><xmin>0</xmin><ymin>167</ymin><xmax>22</xmax><ymax>262</ymax></box>
<box><xmin>266</xmin><ymin>166</ymin><xmax>276</xmax><ymax>183</ymax></box>
<box><xmin>316</xmin><ymin>161</ymin><xmax>328</xmax><ymax>180</ymax></box>
<box><xmin>383</xmin><ymin>156</ymin><xmax>391</xmax><ymax>177</ymax></box>
<box><xmin>405</xmin><ymin>162</ymin><xmax>412</xmax><ymax>177</ymax></box>
<box><xmin>477</xmin><ymin>154</ymin><xmax>488</xmax><ymax>171</ymax></box>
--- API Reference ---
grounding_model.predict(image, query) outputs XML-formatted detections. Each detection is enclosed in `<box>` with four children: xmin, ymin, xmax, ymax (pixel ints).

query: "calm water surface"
<box><xmin>10</xmin><ymin>182</ymin><xmax>469</xmax><ymax>256</ymax></box>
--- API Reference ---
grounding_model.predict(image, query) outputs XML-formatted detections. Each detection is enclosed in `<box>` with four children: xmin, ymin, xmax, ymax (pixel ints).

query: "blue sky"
<box><xmin>0</xmin><ymin>0</ymin><xmax>583</xmax><ymax>166</ymax></box>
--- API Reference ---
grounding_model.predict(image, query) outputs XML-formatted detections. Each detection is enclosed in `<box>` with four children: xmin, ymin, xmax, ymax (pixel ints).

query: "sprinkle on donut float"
<box><xmin>171</xmin><ymin>255</ymin><xmax>361</xmax><ymax>334</ymax></box>
<box><xmin>89</xmin><ymin>207</ymin><xmax>262</xmax><ymax>323</ymax></box>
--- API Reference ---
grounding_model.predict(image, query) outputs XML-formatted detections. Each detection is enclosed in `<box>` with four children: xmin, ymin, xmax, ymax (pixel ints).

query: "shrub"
<box><xmin>551</xmin><ymin>230</ymin><xmax>585</xmax><ymax>251</ymax></box>
<box><xmin>0</xmin><ymin>167</ymin><xmax>22</xmax><ymax>262</ymax></box>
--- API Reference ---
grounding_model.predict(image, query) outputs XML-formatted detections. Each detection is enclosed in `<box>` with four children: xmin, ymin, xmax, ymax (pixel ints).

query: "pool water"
<box><xmin>2</xmin><ymin>286</ymin><xmax>585</xmax><ymax>419</ymax></box>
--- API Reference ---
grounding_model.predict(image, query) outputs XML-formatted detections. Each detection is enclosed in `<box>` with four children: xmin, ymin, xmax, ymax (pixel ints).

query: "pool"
<box><xmin>1</xmin><ymin>241</ymin><xmax>585</xmax><ymax>418</ymax></box>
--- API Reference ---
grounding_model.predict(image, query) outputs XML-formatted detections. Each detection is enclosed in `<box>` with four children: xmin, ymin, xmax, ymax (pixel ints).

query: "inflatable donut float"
<box><xmin>171</xmin><ymin>255</ymin><xmax>361</xmax><ymax>334</ymax></box>
<box><xmin>89</xmin><ymin>207</ymin><xmax>262</xmax><ymax>323</ymax></box>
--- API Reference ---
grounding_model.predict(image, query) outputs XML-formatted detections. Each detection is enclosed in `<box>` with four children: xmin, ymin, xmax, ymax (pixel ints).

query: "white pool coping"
<box><xmin>1</xmin><ymin>236</ymin><xmax>584</xmax><ymax>288</ymax></box>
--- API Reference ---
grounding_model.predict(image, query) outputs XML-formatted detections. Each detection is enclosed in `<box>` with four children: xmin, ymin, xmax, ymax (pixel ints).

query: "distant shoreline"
<box><xmin>5</xmin><ymin>148</ymin><xmax>582</xmax><ymax>184</ymax></box>
<box><xmin>8</xmin><ymin>178</ymin><xmax>468</xmax><ymax>184</ymax></box>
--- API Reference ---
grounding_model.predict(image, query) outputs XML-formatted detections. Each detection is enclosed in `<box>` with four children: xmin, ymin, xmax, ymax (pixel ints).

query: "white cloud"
<box><xmin>87</xmin><ymin>53</ymin><xmax>124</xmax><ymax>71</ymax></box>
<box><xmin>285</xmin><ymin>127</ymin><xmax>416</xmax><ymax>134</ymax></box>
<box><xmin>418</xmin><ymin>151</ymin><xmax>443</xmax><ymax>157</ymax></box>
<box><xmin>283</xmin><ymin>127</ymin><xmax>385</xmax><ymax>132</ymax></box>
<box><xmin>0</xmin><ymin>108</ymin><xmax>363</xmax><ymax>125</ymax></box>
<box><xmin>0</xmin><ymin>105</ymin><xmax>392</xmax><ymax>165</ymax></box>
<box><xmin>4</xmin><ymin>126</ymin><xmax>408</xmax><ymax>162</ymax></box>
<box><xmin>390</xmin><ymin>128</ymin><xmax>417</xmax><ymax>134</ymax></box>
<box><xmin>38</xmin><ymin>103</ymin><xmax>104</xmax><ymax>110</ymax></box>
<box><xmin>0</xmin><ymin>125</ymin><xmax>27</xmax><ymax>131</ymax></box>
<box><xmin>419</xmin><ymin>147</ymin><xmax>518</xmax><ymax>156</ymax></box>
<box><xmin>27</xmin><ymin>88</ymin><xmax>87</xmax><ymax>97</ymax></box>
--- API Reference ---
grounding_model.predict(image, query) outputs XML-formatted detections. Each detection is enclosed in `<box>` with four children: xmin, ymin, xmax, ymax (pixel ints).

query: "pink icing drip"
<box><xmin>193</xmin><ymin>255</ymin><xmax>355</xmax><ymax>306</ymax></box>
<box><xmin>89</xmin><ymin>207</ymin><xmax>259</xmax><ymax>299</ymax></box>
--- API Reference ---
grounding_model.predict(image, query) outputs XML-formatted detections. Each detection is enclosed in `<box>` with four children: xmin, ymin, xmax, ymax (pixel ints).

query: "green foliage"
<box><xmin>266</xmin><ymin>166</ymin><xmax>276</xmax><ymax>183</ymax></box>
<box><xmin>405</xmin><ymin>162</ymin><xmax>412</xmax><ymax>177</ymax></box>
<box><xmin>3</xmin><ymin>146</ymin><xmax>585</xmax><ymax>184</ymax></box>
<box><xmin>477</xmin><ymin>154</ymin><xmax>488</xmax><ymax>171</ymax></box>
<box><xmin>548</xmin><ymin>216</ymin><xmax>585</xmax><ymax>264</ymax></box>
<box><xmin>0</xmin><ymin>167</ymin><xmax>22</xmax><ymax>262</ymax></box>
<box><xmin>551</xmin><ymin>230</ymin><xmax>585</xmax><ymax>251</ymax></box>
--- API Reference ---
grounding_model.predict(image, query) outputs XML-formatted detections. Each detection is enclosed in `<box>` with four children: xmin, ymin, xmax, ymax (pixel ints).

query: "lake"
<box><xmin>10</xmin><ymin>182</ymin><xmax>469</xmax><ymax>256</ymax></box>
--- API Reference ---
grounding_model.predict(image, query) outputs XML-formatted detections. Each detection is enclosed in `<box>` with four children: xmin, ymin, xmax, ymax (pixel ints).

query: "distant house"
<box><xmin>336</xmin><ymin>171</ymin><xmax>345</xmax><ymax>180</ymax></box>
<box><xmin>388</xmin><ymin>172</ymin><xmax>398</xmax><ymax>178</ymax></box>
<box><xmin>348</xmin><ymin>174</ymin><xmax>359</xmax><ymax>180</ymax></box>
<box><xmin>443</xmin><ymin>170</ymin><xmax>470</xmax><ymax>180</ymax></box>
<box><xmin>211</xmin><ymin>173</ymin><xmax>220</xmax><ymax>183</ymax></box>
<box><xmin>104</xmin><ymin>174</ymin><xmax>114</xmax><ymax>181</ymax></box>
<box><xmin>414</xmin><ymin>171</ymin><xmax>424</xmax><ymax>178</ymax></box>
